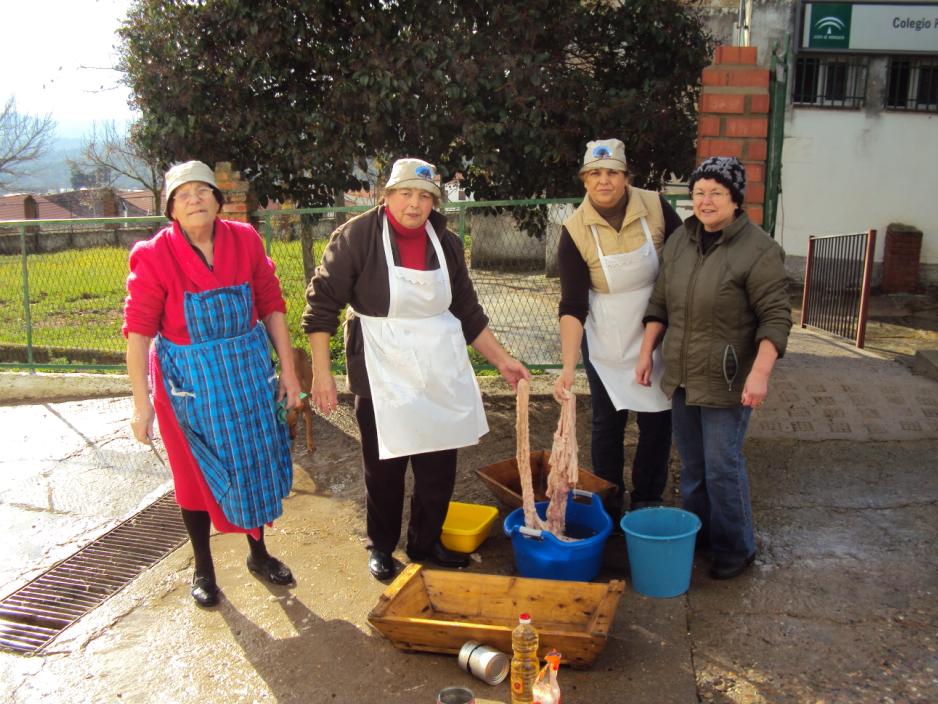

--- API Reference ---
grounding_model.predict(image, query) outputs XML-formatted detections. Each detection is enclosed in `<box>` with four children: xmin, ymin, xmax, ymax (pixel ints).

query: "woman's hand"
<box><xmin>635</xmin><ymin>351</ymin><xmax>654</xmax><ymax>387</ymax></box>
<box><xmin>741</xmin><ymin>339</ymin><xmax>780</xmax><ymax>409</ymax></box>
<box><xmin>126</xmin><ymin>332</ymin><xmax>155</xmax><ymax>444</ymax></box>
<box><xmin>553</xmin><ymin>367</ymin><xmax>575</xmax><ymax>404</ymax></box>
<box><xmin>277</xmin><ymin>369</ymin><xmax>303</xmax><ymax>409</ymax></box>
<box><xmin>311</xmin><ymin>371</ymin><xmax>338</xmax><ymax>416</ymax></box>
<box><xmin>470</xmin><ymin>327</ymin><xmax>530</xmax><ymax>391</ymax></box>
<box><xmin>741</xmin><ymin>369</ymin><xmax>769</xmax><ymax>408</ymax></box>
<box><xmin>635</xmin><ymin>321</ymin><xmax>665</xmax><ymax>387</ymax></box>
<box><xmin>131</xmin><ymin>400</ymin><xmax>155</xmax><ymax>444</ymax></box>
<box><xmin>496</xmin><ymin>356</ymin><xmax>531</xmax><ymax>391</ymax></box>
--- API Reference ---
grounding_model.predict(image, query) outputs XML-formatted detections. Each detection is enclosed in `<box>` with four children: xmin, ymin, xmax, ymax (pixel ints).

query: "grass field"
<box><xmin>0</xmin><ymin>241</ymin><xmax>330</xmax><ymax>367</ymax></box>
<box><xmin>1</xmin><ymin>238</ymin><xmax>534</xmax><ymax>373</ymax></box>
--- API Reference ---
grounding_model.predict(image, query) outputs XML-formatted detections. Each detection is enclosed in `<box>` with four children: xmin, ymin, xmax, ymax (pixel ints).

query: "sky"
<box><xmin>2</xmin><ymin>0</ymin><xmax>136</xmax><ymax>139</ymax></box>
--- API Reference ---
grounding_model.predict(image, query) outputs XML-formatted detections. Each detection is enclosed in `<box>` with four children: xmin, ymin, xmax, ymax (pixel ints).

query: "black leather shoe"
<box><xmin>191</xmin><ymin>573</ymin><xmax>220</xmax><ymax>607</ymax></box>
<box><xmin>710</xmin><ymin>552</ymin><xmax>756</xmax><ymax>580</ymax></box>
<box><xmin>246</xmin><ymin>555</ymin><xmax>294</xmax><ymax>585</ymax></box>
<box><xmin>368</xmin><ymin>549</ymin><xmax>396</xmax><ymax>581</ymax></box>
<box><xmin>407</xmin><ymin>541</ymin><xmax>470</xmax><ymax>569</ymax></box>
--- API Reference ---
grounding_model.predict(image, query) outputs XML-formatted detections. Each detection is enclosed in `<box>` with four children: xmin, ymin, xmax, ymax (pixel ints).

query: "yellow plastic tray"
<box><xmin>440</xmin><ymin>501</ymin><xmax>499</xmax><ymax>553</ymax></box>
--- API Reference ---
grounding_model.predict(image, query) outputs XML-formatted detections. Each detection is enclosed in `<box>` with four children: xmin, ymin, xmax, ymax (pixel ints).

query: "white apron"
<box><xmin>356</xmin><ymin>216</ymin><xmax>489</xmax><ymax>459</ymax></box>
<box><xmin>584</xmin><ymin>217</ymin><xmax>671</xmax><ymax>412</ymax></box>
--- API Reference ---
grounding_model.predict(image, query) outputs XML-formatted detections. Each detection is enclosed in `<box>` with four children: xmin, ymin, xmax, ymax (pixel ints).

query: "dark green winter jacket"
<box><xmin>644</xmin><ymin>212</ymin><xmax>792</xmax><ymax>407</ymax></box>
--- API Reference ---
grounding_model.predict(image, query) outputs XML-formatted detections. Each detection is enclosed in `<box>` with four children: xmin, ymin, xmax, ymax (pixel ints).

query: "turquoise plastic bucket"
<box><xmin>620</xmin><ymin>507</ymin><xmax>701</xmax><ymax>598</ymax></box>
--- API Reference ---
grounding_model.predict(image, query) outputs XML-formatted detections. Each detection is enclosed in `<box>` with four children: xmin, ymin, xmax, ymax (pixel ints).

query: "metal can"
<box><xmin>458</xmin><ymin>640</ymin><xmax>510</xmax><ymax>685</ymax></box>
<box><xmin>436</xmin><ymin>686</ymin><xmax>475</xmax><ymax>704</ymax></box>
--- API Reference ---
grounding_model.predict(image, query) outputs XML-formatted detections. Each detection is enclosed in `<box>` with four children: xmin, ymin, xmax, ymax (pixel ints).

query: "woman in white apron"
<box><xmin>554</xmin><ymin>139</ymin><xmax>683</xmax><ymax>521</ymax></box>
<box><xmin>302</xmin><ymin>159</ymin><xmax>529</xmax><ymax>581</ymax></box>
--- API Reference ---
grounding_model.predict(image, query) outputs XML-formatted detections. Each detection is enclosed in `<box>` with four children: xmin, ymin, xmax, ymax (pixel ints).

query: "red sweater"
<box><xmin>122</xmin><ymin>219</ymin><xmax>286</xmax><ymax>343</ymax></box>
<box><xmin>121</xmin><ymin>218</ymin><xmax>287</xmax><ymax>537</ymax></box>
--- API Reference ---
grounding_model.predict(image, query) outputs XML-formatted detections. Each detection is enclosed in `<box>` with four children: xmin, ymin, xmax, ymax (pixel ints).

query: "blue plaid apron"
<box><xmin>155</xmin><ymin>282</ymin><xmax>292</xmax><ymax>529</ymax></box>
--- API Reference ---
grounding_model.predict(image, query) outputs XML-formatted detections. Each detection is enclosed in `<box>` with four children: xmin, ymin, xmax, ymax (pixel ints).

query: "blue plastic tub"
<box><xmin>503</xmin><ymin>490</ymin><xmax>612</xmax><ymax>582</ymax></box>
<box><xmin>620</xmin><ymin>507</ymin><xmax>701</xmax><ymax>598</ymax></box>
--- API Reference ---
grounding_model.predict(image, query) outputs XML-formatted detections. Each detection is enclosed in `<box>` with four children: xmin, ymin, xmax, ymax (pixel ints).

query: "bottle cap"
<box><xmin>519</xmin><ymin>613</ymin><xmax>531</xmax><ymax>623</ymax></box>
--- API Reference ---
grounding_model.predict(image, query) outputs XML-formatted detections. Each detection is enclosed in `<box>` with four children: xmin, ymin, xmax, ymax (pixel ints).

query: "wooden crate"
<box><xmin>475</xmin><ymin>450</ymin><xmax>616</xmax><ymax>509</ymax></box>
<box><xmin>368</xmin><ymin>564</ymin><xmax>625</xmax><ymax>668</ymax></box>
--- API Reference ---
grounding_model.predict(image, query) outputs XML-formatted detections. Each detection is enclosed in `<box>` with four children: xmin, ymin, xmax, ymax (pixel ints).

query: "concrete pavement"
<box><xmin>0</xmin><ymin>325</ymin><xmax>936</xmax><ymax>703</ymax></box>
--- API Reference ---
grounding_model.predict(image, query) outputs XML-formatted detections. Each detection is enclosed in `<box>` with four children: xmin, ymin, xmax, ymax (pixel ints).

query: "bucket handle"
<box><xmin>518</xmin><ymin>526</ymin><xmax>566</xmax><ymax>545</ymax></box>
<box><xmin>571</xmin><ymin>489</ymin><xmax>595</xmax><ymax>505</ymax></box>
<box><xmin>518</xmin><ymin>526</ymin><xmax>544</xmax><ymax>540</ymax></box>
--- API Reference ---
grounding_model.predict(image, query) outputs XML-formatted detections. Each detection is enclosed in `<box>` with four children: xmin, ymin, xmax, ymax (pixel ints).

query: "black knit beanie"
<box><xmin>688</xmin><ymin>156</ymin><xmax>746</xmax><ymax>207</ymax></box>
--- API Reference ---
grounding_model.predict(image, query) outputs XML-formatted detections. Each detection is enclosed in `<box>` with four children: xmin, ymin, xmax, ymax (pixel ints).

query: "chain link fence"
<box><xmin>2</xmin><ymin>196</ymin><xmax>688</xmax><ymax>372</ymax></box>
<box><xmin>0</xmin><ymin>216</ymin><xmax>166</xmax><ymax>370</ymax></box>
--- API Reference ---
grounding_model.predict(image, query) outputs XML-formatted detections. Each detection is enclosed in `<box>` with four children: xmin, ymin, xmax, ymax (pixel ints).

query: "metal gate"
<box><xmin>800</xmin><ymin>230</ymin><xmax>877</xmax><ymax>347</ymax></box>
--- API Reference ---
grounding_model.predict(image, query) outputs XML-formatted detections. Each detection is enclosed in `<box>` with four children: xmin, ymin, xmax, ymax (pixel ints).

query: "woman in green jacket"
<box><xmin>636</xmin><ymin>156</ymin><xmax>791</xmax><ymax>580</ymax></box>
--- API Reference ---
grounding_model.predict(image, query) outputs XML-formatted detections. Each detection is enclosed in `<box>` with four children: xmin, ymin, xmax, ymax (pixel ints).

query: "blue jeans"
<box><xmin>582</xmin><ymin>337</ymin><xmax>672</xmax><ymax>511</ymax></box>
<box><xmin>671</xmin><ymin>387</ymin><xmax>755</xmax><ymax>563</ymax></box>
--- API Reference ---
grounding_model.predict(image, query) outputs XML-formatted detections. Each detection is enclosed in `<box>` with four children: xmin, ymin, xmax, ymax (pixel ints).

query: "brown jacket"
<box><xmin>301</xmin><ymin>206</ymin><xmax>488</xmax><ymax>397</ymax></box>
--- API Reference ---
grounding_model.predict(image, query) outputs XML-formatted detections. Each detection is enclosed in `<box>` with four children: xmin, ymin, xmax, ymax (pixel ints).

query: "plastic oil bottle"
<box><xmin>510</xmin><ymin>613</ymin><xmax>539</xmax><ymax>704</ymax></box>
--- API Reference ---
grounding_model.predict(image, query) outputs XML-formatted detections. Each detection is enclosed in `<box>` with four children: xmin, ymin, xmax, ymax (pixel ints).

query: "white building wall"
<box><xmin>696</xmin><ymin>0</ymin><xmax>938</xmax><ymax>286</ymax></box>
<box><xmin>780</xmin><ymin>109</ymin><xmax>936</xmax><ymax>261</ymax></box>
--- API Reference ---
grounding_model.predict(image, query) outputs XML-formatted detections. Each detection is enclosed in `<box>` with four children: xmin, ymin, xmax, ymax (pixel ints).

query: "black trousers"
<box><xmin>582</xmin><ymin>337</ymin><xmax>673</xmax><ymax>510</ymax></box>
<box><xmin>355</xmin><ymin>395</ymin><xmax>458</xmax><ymax>555</ymax></box>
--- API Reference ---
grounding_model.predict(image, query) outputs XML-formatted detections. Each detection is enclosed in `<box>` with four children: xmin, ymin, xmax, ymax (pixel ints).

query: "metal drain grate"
<box><xmin>0</xmin><ymin>491</ymin><xmax>188</xmax><ymax>655</ymax></box>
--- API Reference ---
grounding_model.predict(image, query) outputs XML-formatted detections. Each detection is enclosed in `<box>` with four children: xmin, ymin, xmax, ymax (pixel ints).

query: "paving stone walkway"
<box><xmin>751</xmin><ymin>326</ymin><xmax>938</xmax><ymax>441</ymax></box>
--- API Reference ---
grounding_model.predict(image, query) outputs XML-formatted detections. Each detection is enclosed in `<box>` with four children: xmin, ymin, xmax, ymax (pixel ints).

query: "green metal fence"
<box><xmin>0</xmin><ymin>216</ymin><xmax>167</xmax><ymax>371</ymax></box>
<box><xmin>1</xmin><ymin>195</ymin><xmax>687</xmax><ymax>373</ymax></box>
<box><xmin>764</xmin><ymin>33</ymin><xmax>790</xmax><ymax>238</ymax></box>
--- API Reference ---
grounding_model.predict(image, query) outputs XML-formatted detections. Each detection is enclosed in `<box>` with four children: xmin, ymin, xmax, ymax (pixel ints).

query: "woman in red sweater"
<box><xmin>123</xmin><ymin>161</ymin><xmax>302</xmax><ymax>607</ymax></box>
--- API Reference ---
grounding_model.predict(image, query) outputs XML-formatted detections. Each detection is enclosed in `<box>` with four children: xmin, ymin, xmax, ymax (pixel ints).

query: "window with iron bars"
<box><xmin>792</xmin><ymin>55</ymin><xmax>868</xmax><ymax>108</ymax></box>
<box><xmin>885</xmin><ymin>57</ymin><xmax>938</xmax><ymax>113</ymax></box>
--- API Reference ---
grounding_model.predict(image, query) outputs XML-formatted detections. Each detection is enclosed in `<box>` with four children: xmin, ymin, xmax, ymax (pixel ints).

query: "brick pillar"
<box><xmin>214</xmin><ymin>162</ymin><xmax>258</xmax><ymax>226</ymax></box>
<box><xmin>23</xmin><ymin>195</ymin><xmax>39</xmax><ymax>235</ymax></box>
<box><xmin>98</xmin><ymin>188</ymin><xmax>119</xmax><ymax>217</ymax></box>
<box><xmin>697</xmin><ymin>45</ymin><xmax>769</xmax><ymax>226</ymax></box>
<box><xmin>882</xmin><ymin>223</ymin><xmax>923</xmax><ymax>293</ymax></box>
<box><xmin>98</xmin><ymin>188</ymin><xmax>120</xmax><ymax>235</ymax></box>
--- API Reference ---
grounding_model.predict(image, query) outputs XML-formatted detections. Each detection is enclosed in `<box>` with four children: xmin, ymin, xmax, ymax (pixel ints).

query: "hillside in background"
<box><xmin>2</xmin><ymin>129</ymin><xmax>138</xmax><ymax>196</ymax></box>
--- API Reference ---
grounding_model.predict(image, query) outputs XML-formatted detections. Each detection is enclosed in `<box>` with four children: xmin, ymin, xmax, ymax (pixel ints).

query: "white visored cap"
<box><xmin>384</xmin><ymin>158</ymin><xmax>442</xmax><ymax>198</ymax></box>
<box><xmin>579</xmin><ymin>139</ymin><xmax>628</xmax><ymax>174</ymax></box>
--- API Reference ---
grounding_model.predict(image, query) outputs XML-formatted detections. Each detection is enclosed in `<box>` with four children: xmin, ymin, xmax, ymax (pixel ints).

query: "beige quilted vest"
<box><xmin>563</xmin><ymin>186</ymin><xmax>666</xmax><ymax>293</ymax></box>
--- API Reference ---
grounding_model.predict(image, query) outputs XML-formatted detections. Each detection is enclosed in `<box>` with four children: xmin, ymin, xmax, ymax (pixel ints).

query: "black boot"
<box><xmin>406</xmin><ymin>541</ymin><xmax>469</xmax><ymax>568</ymax></box>
<box><xmin>368</xmin><ymin>548</ymin><xmax>396</xmax><ymax>580</ymax></box>
<box><xmin>246</xmin><ymin>528</ymin><xmax>294</xmax><ymax>585</ymax></box>
<box><xmin>181</xmin><ymin>509</ymin><xmax>220</xmax><ymax>607</ymax></box>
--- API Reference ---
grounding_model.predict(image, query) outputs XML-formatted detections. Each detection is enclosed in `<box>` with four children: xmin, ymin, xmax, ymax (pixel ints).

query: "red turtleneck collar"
<box><xmin>385</xmin><ymin>208</ymin><xmax>428</xmax><ymax>270</ymax></box>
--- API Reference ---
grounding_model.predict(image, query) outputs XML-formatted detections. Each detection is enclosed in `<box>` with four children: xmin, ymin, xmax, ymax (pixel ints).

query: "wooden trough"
<box><xmin>368</xmin><ymin>564</ymin><xmax>625</xmax><ymax>668</ymax></box>
<box><xmin>475</xmin><ymin>450</ymin><xmax>616</xmax><ymax>509</ymax></box>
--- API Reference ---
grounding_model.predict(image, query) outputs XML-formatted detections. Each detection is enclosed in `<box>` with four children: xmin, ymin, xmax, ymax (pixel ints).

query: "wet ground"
<box><xmin>1</xmin><ymin>292</ymin><xmax>938</xmax><ymax>703</ymax></box>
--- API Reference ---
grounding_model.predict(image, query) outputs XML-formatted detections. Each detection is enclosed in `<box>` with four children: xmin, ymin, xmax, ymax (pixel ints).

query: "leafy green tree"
<box><xmin>68</xmin><ymin>162</ymin><xmax>115</xmax><ymax>190</ymax></box>
<box><xmin>118</xmin><ymin>0</ymin><xmax>710</xmax><ymax>205</ymax></box>
<box><xmin>454</xmin><ymin>0</ymin><xmax>713</xmax><ymax>196</ymax></box>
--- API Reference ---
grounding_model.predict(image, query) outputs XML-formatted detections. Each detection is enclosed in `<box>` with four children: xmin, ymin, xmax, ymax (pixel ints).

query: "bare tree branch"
<box><xmin>80</xmin><ymin>120</ymin><xmax>164</xmax><ymax>210</ymax></box>
<box><xmin>0</xmin><ymin>96</ymin><xmax>56</xmax><ymax>190</ymax></box>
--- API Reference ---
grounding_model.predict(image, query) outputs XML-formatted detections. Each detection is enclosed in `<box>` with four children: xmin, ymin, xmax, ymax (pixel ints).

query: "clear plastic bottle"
<box><xmin>510</xmin><ymin>613</ymin><xmax>539</xmax><ymax>704</ymax></box>
<box><xmin>531</xmin><ymin>651</ymin><xmax>562</xmax><ymax>704</ymax></box>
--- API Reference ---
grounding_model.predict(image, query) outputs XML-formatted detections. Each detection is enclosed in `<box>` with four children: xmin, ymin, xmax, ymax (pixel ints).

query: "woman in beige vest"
<box><xmin>554</xmin><ymin>139</ymin><xmax>682</xmax><ymax>521</ymax></box>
